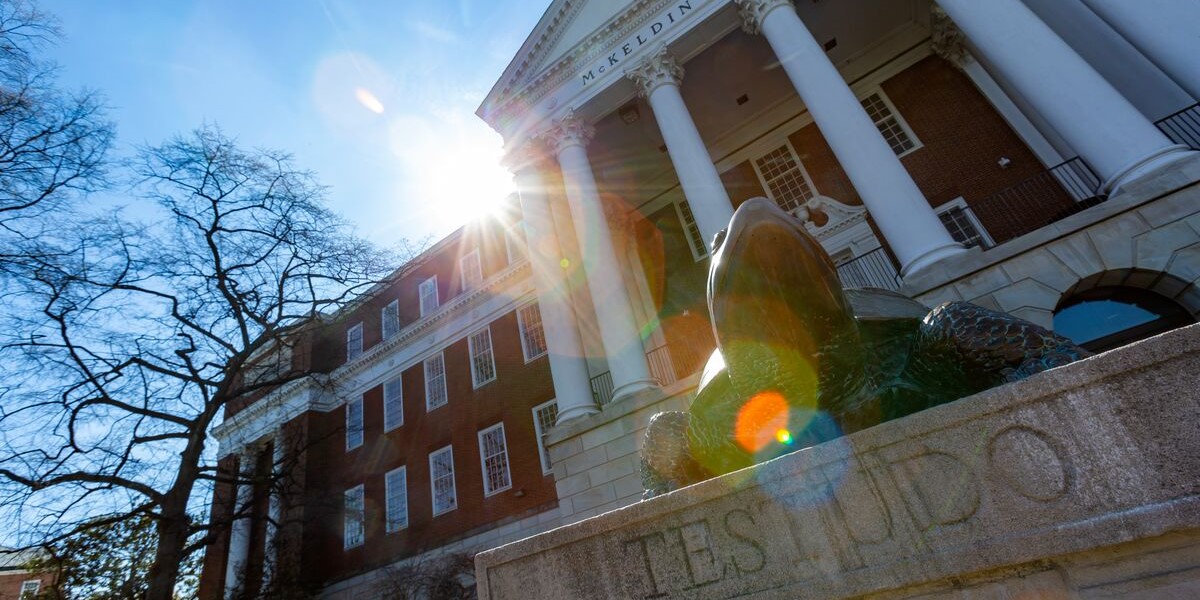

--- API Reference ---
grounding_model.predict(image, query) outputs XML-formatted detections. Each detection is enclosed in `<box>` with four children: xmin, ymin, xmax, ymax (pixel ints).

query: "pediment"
<box><xmin>480</xmin><ymin>0</ymin><xmax>655</xmax><ymax>130</ymax></box>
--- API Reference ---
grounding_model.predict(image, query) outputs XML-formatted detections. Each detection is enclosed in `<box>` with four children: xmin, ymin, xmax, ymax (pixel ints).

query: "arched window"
<box><xmin>1054</xmin><ymin>286</ymin><xmax>1195</xmax><ymax>352</ymax></box>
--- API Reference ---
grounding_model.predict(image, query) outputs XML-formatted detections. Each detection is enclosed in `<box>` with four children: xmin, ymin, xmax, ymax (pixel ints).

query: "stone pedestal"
<box><xmin>477</xmin><ymin>324</ymin><xmax>1200</xmax><ymax>599</ymax></box>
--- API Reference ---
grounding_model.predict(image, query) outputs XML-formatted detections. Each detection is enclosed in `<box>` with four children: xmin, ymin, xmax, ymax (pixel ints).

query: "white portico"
<box><xmin>478</xmin><ymin>0</ymin><xmax>1200</xmax><ymax>427</ymax></box>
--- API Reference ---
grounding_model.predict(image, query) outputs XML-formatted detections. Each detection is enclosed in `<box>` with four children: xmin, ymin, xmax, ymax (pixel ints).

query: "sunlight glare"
<box><xmin>355</xmin><ymin>88</ymin><xmax>385</xmax><ymax>114</ymax></box>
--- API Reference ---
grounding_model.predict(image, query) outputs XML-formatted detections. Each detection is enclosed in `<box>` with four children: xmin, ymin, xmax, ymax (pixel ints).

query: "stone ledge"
<box><xmin>477</xmin><ymin>324</ymin><xmax>1200</xmax><ymax>599</ymax></box>
<box><xmin>903</xmin><ymin>153</ymin><xmax>1200</xmax><ymax>297</ymax></box>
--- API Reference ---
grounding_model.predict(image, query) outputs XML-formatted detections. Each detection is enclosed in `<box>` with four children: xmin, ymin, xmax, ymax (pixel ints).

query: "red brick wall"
<box><xmin>0</xmin><ymin>572</ymin><xmax>54</xmax><ymax>600</ymax></box>
<box><xmin>298</xmin><ymin>309</ymin><xmax>558</xmax><ymax>586</ymax></box>
<box><xmin>198</xmin><ymin>454</ymin><xmax>239</xmax><ymax>599</ymax></box>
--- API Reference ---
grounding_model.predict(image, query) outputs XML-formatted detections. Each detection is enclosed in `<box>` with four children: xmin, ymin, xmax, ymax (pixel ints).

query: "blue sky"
<box><xmin>45</xmin><ymin>0</ymin><xmax>550</xmax><ymax>246</ymax></box>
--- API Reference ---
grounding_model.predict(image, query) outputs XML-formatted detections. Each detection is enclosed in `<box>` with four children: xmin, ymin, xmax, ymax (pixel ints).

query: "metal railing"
<box><xmin>969</xmin><ymin>157</ymin><xmax>1105</xmax><ymax>246</ymax></box>
<box><xmin>1156</xmin><ymin>102</ymin><xmax>1200</xmax><ymax>150</ymax></box>
<box><xmin>590</xmin><ymin>341</ymin><xmax>712</xmax><ymax>406</ymax></box>
<box><xmin>836</xmin><ymin>247</ymin><xmax>901</xmax><ymax>291</ymax></box>
<box><xmin>590</xmin><ymin>371</ymin><xmax>614</xmax><ymax>407</ymax></box>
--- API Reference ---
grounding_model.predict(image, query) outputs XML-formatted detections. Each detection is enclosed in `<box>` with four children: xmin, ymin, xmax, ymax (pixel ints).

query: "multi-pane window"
<box><xmin>346</xmin><ymin>322</ymin><xmax>364</xmax><ymax>361</ymax></box>
<box><xmin>346</xmin><ymin>395</ymin><xmax>364</xmax><ymax>451</ymax></box>
<box><xmin>532</xmin><ymin>400</ymin><xmax>559</xmax><ymax>475</ymax></box>
<box><xmin>424</xmin><ymin>353</ymin><xmax>447</xmax><ymax>411</ymax></box>
<box><xmin>517</xmin><ymin>303</ymin><xmax>548</xmax><ymax>362</ymax></box>
<box><xmin>419</xmin><ymin>276</ymin><xmax>439</xmax><ymax>317</ymax></box>
<box><xmin>460</xmin><ymin>248</ymin><xmax>483</xmax><ymax>293</ymax></box>
<box><xmin>468</xmin><ymin>327</ymin><xmax>497</xmax><ymax>387</ymax></box>
<box><xmin>861</xmin><ymin>92</ymin><xmax>919</xmax><ymax>156</ymax></box>
<box><xmin>20</xmin><ymin>581</ymin><xmax>40</xmax><ymax>598</ymax></box>
<box><xmin>385</xmin><ymin>466</ymin><xmax>408</xmax><ymax>533</ymax></box>
<box><xmin>937</xmin><ymin>199</ymin><xmax>993</xmax><ymax>249</ymax></box>
<box><xmin>344</xmin><ymin>485</ymin><xmax>365</xmax><ymax>549</ymax></box>
<box><xmin>478</xmin><ymin>423</ymin><xmax>512</xmax><ymax>496</ymax></box>
<box><xmin>675</xmin><ymin>199</ymin><xmax>708</xmax><ymax>260</ymax></box>
<box><xmin>382</xmin><ymin>299</ymin><xmax>400</xmax><ymax>341</ymax></box>
<box><xmin>429</xmin><ymin>446</ymin><xmax>457</xmax><ymax>516</ymax></box>
<box><xmin>506</xmin><ymin>221</ymin><xmax>528</xmax><ymax>265</ymax></box>
<box><xmin>753</xmin><ymin>143</ymin><xmax>819</xmax><ymax>215</ymax></box>
<box><xmin>383</xmin><ymin>375</ymin><xmax>404</xmax><ymax>431</ymax></box>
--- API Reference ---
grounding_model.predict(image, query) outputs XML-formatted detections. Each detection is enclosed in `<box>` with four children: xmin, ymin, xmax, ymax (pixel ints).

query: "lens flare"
<box><xmin>354</xmin><ymin>87</ymin><xmax>385</xmax><ymax>114</ymax></box>
<box><xmin>559</xmin><ymin>258</ymin><xmax>570</xmax><ymax>269</ymax></box>
<box><xmin>775</xmin><ymin>429</ymin><xmax>793</xmax><ymax>445</ymax></box>
<box><xmin>735</xmin><ymin>391</ymin><xmax>790</xmax><ymax>454</ymax></box>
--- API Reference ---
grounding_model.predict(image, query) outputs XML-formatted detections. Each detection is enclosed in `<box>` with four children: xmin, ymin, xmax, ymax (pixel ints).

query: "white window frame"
<box><xmin>346</xmin><ymin>322</ymin><xmax>364</xmax><ymax>362</ymax></box>
<box><xmin>385</xmin><ymin>466</ymin><xmax>408</xmax><ymax>533</ymax></box>
<box><xmin>674</xmin><ymin>199</ymin><xmax>709</xmax><ymax>261</ymax></box>
<box><xmin>345</xmin><ymin>395</ymin><xmax>364</xmax><ymax>451</ymax></box>
<box><xmin>383</xmin><ymin>375</ymin><xmax>404</xmax><ymax>432</ymax></box>
<box><xmin>516</xmin><ymin>302</ymin><xmax>548</xmax><ymax>363</ymax></box>
<box><xmin>459</xmin><ymin>248</ymin><xmax>483</xmax><ymax>293</ymax></box>
<box><xmin>20</xmin><ymin>581</ymin><xmax>41</xmax><ymax>598</ymax></box>
<box><xmin>468</xmin><ymin>326</ymin><xmax>497</xmax><ymax>388</ymax></box>
<box><xmin>861</xmin><ymin>89</ymin><xmax>922</xmax><ymax>158</ymax></box>
<box><xmin>429</xmin><ymin>445</ymin><xmax>457</xmax><ymax>516</ymax></box>
<box><xmin>478</xmin><ymin>423</ymin><xmax>512</xmax><ymax>496</ymax></box>
<box><xmin>419</xmin><ymin>275</ymin><xmax>439</xmax><ymax>317</ymax></box>
<box><xmin>343</xmin><ymin>484</ymin><xmax>365</xmax><ymax>549</ymax></box>
<box><xmin>381</xmin><ymin>299</ymin><xmax>400</xmax><ymax>341</ymax></box>
<box><xmin>506</xmin><ymin>221</ymin><xmax>528</xmax><ymax>265</ymax></box>
<box><xmin>532</xmin><ymin>400</ymin><xmax>559</xmax><ymax>476</ymax></box>
<box><xmin>424</xmin><ymin>352</ymin><xmax>448</xmax><ymax>411</ymax></box>
<box><xmin>936</xmin><ymin>197</ymin><xmax>995</xmax><ymax>249</ymax></box>
<box><xmin>750</xmin><ymin>141</ymin><xmax>821</xmax><ymax>218</ymax></box>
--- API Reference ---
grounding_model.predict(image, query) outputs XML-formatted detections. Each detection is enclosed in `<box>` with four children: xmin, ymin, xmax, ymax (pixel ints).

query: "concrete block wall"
<box><xmin>905</xmin><ymin>155</ymin><xmax>1200</xmax><ymax>323</ymax></box>
<box><xmin>545</xmin><ymin>381</ymin><xmax>697</xmax><ymax>523</ymax></box>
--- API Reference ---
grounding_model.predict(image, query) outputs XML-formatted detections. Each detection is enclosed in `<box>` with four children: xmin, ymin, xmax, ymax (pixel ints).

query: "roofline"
<box><xmin>477</xmin><ymin>0</ymin><xmax>569</xmax><ymax>128</ymax></box>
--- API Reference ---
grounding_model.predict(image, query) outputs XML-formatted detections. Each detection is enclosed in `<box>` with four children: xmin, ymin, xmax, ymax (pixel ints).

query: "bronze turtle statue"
<box><xmin>640</xmin><ymin>198</ymin><xmax>1089</xmax><ymax>497</ymax></box>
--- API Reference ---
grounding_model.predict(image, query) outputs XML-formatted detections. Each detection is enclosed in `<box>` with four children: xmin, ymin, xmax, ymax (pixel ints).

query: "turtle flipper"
<box><xmin>897</xmin><ymin>301</ymin><xmax>1090</xmax><ymax>415</ymax></box>
<box><xmin>639</xmin><ymin>411</ymin><xmax>707</xmax><ymax>498</ymax></box>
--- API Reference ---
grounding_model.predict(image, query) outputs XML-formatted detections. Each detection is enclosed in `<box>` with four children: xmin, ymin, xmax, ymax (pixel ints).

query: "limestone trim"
<box><xmin>735</xmin><ymin>0</ymin><xmax>794</xmax><ymax>36</ymax></box>
<box><xmin>538</xmin><ymin>110</ymin><xmax>596</xmax><ymax>154</ymax></box>
<box><xmin>625</xmin><ymin>47</ymin><xmax>684</xmax><ymax>99</ymax></box>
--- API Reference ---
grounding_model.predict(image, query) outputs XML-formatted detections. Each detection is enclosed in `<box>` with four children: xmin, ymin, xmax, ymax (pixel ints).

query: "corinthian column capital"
<box><xmin>538</xmin><ymin>110</ymin><xmax>595</xmax><ymax>155</ymax></box>
<box><xmin>625</xmin><ymin>47</ymin><xmax>684</xmax><ymax>99</ymax></box>
<box><xmin>735</xmin><ymin>0</ymin><xmax>794</xmax><ymax>35</ymax></box>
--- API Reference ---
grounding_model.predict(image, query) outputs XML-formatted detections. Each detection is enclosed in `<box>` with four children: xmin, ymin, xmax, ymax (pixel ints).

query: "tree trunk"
<box><xmin>145</xmin><ymin>429</ymin><xmax>209</xmax><ymax>600</ymax></box>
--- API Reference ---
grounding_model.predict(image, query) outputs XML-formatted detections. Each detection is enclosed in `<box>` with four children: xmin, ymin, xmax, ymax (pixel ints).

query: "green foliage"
<box><xmin>26</xmin><ymin>516</ymin><xmax>199</xmax><ymax>600</ymax></box>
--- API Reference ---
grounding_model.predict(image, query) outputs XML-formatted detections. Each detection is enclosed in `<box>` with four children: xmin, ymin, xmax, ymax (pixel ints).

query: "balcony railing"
<box><xmin>590</xmin><ymin>341</ymin><xmax>712</xmax><ymax>406</ymax></box>
<box><xmin>1156</xmin><ymin>102</ymin><xmax>1200</xmax><ymax>150</ymax></box>
<box><xmin>968</xmin><ymin>157</ymin><xmax>1106</xmax><ymax>246</ymax></box>
<box><xmin>590</xmin><ymin>371</ymin><xmax>614</xmax><ymax>407</ymax></box>
<box><xmin>836</xmin><ymin>248</ymin><xmax>901</xmax><ymax>291</ymax></box>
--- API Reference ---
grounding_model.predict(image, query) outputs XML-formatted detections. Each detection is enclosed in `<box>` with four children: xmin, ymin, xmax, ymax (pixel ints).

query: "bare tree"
<box><xmin>0</xmin><ymin>0</ymin><xmax>112</xmax><ymax>255</ymax></box>
<box><xmin>0</xmin><ymin>126</ymin><xmax>404</xmax><ymax>600</ymax></box>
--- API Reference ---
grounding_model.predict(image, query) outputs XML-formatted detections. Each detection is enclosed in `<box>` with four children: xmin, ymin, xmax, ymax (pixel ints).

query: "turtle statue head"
<box><xmin>638</xmin><ymin>197</ymin><xmax>1090</xmax><ymax>498</ymax></box>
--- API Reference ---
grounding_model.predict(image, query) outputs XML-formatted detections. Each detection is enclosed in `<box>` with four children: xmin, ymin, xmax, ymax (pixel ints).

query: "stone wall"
<box><xmin>545</xmin><ymin>380</ymin><xmax>696</xmax><ymax>524</ymax></box>
<box><xmin>904</xmin><ymin>155</ymin><xmax>1200</xmax><ymax>325</ymax></box>
<box><xmin>477</xmin><ymin>323</ymin><xmax>1200</xmax><ymax>599</ymax></box>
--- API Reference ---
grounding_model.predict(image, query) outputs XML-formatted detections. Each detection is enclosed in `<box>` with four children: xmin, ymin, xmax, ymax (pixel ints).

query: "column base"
<box><xmin>557</xmin><ymin>403</ymin><xmax>601</xmax><ymax>424</ymax></box>
<box><xmin>611</xmin><ymin>378</ymin><xmax>660</xmax><ymax>404</ymax></box>
<box><xmin>900</xmin><ymin>242</ymin><xmax>969</xmax><ymax>278</ymax></box>
<box><xmin>1103</xmin><ymin>145</ymin><xmax>1198</xmax><ymax>195</ymax></box>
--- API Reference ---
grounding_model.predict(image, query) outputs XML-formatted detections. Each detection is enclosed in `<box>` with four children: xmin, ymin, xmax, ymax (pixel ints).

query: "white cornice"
<box><xmin>210</xmin><ymin>260</ymin><xmax>534</xmax><ymax>457</ymax></box>
<box><xmin>482</xmin><ymin>0</ymin><xmax>686</xmax><ymax>136</ymax></box>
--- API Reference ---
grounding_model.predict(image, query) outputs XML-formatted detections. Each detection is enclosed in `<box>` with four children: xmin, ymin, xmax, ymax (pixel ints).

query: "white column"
<box><xmin>1081</xmin><ymin>0</ymin><xmax>1200</xmax><ymax>102</ymax></box>
<box><xmin>736</xmin><ymin>0</ymin><xmax>964</xmax><ymax>276</ymax></box>
<box><xmin>224</xmin><ymin>451</ymin><xmax>255</xmax><ymax>599</ymax></box>
<box><xmin>960</xmin><ymin>55</ymin><xmax>1065</xmax><ymax>168</ymax></box>
<box><xmin>540</xmin><ymin>113</ymin><xmax>657</xmax><ymax>402</ymax></box>
<box><xmin>626</xmin><ymin>48</ymin><xmax>734</xmax><ymax>250</ymax></box>
<box><xmin>936</xmin><ymin>0</ymin><xmax>1195</xmax><ymax>193</ymax></box>
<box><xmin>262</xmin><ymin>432</ymin><xmax>285</xmax><ymax>588</ymax></box>
<box><xmin>508</xmin><ymin>147</ymin><xmax>600</xmax><ymax>423</ymax></box>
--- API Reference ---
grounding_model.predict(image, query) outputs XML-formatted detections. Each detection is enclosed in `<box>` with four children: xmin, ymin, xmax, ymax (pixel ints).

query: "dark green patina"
<box><xmin>641</xmin><ymin>199</ymin><xmax>1089</xmax><ymax>497</ymax></box>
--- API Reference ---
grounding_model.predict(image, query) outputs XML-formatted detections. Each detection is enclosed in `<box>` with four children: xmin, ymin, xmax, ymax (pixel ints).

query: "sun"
<box><xmin>388</xmin><ymin>112</ymin><xmax>516</xmax><ymax>231</ymax></box>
